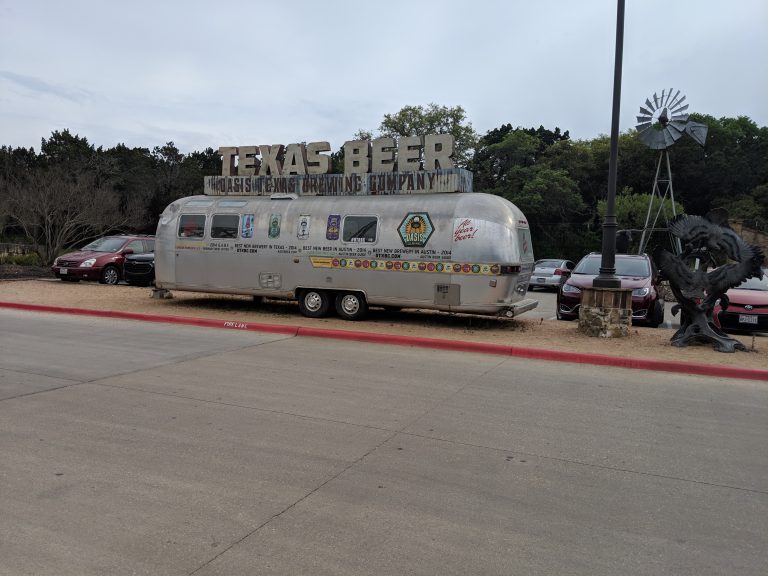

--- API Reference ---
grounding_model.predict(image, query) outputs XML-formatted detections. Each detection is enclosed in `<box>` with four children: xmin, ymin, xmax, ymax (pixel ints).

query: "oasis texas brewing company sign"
<box><xmin>204</xmin><ymin>134</ymin><xmax>473</xmax><ymax>197</ymax></box>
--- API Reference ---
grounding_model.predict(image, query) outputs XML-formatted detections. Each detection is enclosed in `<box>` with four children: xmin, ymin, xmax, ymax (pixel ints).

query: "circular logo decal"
<box><xmin>394</xmin><ymin>262</ymin><xmax>402</xmax><ymax>270</ymax></box>
<box><xmin>386</xmin><ymin>261</ymin><xmax>393</xmax><ymax>269</ymax></box>
<box><xmin>332</xmin><ymin>258</ymin><xmax>339</xmax><ymax>267</ymax></box>
<box><xmin>418</xmin><ymin>262</ymin><xmax>427</xmax><ymax>271</ymax></box>
<box><xmin>427</xmin><ymin>262</ymin><xmax>435</xmax><ymax>271</ymax></box>
<box><xmin>354</xmin><ymin>260</ymin><xmax>362</xmax><ymax>268</ymax></box>
<box><xmin>471</xmin><ymin>264</ymin><xmax>480</xmax><ymax>273</ymax></box>
<box><xmin>453</xmin><ymin>264</ymin><xmax>462</xmax><ymax>272</ymax></box>
<box><xmin>340</xmin><ymin>259</ymin><xmax>348</xmax><ymax>267</ymax></box>
<box><xmin>490</xmin><ymin>264</ymin><xmax>500</xmax><ymax>274</ymax></box>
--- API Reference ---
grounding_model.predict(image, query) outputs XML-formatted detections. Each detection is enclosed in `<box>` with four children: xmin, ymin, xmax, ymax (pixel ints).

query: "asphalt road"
<box><xmin>1</xmin><ymin>308</ymin><xmax>766</xmax><ymax>575</ymax></box>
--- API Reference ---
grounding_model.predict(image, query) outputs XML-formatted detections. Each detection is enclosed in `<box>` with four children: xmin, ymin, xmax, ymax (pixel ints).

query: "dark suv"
<box><xmin>51</xmin><ymin>235</ymin><xmax>155</xmax><ymax>285</ymax></box>
<box><xmin>556</xmin><ymin>252</ymin><xmax>665</xmax><ymax>327</ymax></box>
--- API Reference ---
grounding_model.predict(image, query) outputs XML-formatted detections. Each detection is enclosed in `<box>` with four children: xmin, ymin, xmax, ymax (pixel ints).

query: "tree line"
<box><xmin>1</xmin><ymin>104</ymin><xmax>766</xmax><ymax>265</ymax></box>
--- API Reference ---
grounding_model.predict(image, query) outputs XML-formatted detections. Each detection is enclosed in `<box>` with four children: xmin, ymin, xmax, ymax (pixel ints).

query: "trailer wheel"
<box><xmin>335</xmin><ymin>292</ymin><xmax>368</xmax><ymax>321</ymax></box>
<box><xmin>297</xmin><ymin>289</ymin><xmax>331</xmax><ymax>318</ymax></box>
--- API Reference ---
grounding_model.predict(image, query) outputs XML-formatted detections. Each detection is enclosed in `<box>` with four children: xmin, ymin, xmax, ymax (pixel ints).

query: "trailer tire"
<box><xmin>335</xmin><ymin>292</ymin><xmax>368</xmax><ymax>321</ymax></box>
<box><xmin>297</xmin><ymin>289</ymin><xmax>331</xmax><ymax>318</ymax></box>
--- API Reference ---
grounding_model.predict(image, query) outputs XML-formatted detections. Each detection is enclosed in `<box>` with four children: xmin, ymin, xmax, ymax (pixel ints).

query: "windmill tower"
<box><xmin>635</xmin><ymin>88</ymin><xmax>708</xmax><ymax>255</ymax></box>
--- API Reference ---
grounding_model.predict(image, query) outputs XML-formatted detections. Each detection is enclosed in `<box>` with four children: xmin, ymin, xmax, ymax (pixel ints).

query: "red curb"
<box><xmin>2</xmin><ymin>301</ymin><xmax>767</xmax><ymax>382</ymax></box>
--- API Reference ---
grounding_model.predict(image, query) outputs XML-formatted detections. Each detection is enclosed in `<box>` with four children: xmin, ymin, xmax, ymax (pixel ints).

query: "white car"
<box><xmin>529</xmin><ymin>259</ymin><xmax>575</xmax><ymax>290</ymax></box>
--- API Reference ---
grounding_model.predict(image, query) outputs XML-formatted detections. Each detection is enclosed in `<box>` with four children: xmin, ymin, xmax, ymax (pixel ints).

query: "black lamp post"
<box><xmin>593</xmin><ymin>0</ymin><xmax>625</xmax><ymax>289</ymax></box>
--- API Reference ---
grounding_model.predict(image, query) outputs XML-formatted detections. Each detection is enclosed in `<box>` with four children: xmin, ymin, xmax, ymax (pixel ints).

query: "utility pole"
<box><xmin>593</xmin><ymin>0</ymin><xmax>625</xmax><ymax>289</ymax></box>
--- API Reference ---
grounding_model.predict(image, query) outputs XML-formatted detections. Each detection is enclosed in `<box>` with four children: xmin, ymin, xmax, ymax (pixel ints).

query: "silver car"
<box><xmin>529</xmin><ymin>258</ymin><xmax>575</xmax><ymax>290</ymax></box>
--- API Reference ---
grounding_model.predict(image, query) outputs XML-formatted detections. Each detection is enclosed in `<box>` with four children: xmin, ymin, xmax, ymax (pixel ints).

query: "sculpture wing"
<box><xmin>654</xmin><ymin>247</ymin><xmax>703</xmax><ymax>298</ymax></box>
<box><xmin>706</xmin><ymin>245</ymin><xmax>765</xmax><ymax>294</ymax></box>
<box><xmin>668</xmin><ymin>214</ymin><xmax>711</xmax><ymax>246</ymax></box>
<box><xmin>716</xmin><ymin>228</ymin><xmax>753</xmax><ymax>262</ymax></box>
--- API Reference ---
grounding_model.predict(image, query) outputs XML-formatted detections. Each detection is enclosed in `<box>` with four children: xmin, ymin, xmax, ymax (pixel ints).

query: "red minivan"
<box><xmin>51</xmin><ymin>235</ymin><xmax>155</xmax><ymax>285</ymax></box>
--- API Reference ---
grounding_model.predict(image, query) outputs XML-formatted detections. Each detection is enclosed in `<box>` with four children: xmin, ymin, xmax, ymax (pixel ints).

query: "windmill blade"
<box><xmin>636</xmin><ymin>121</ymin><xmax>653</xmax><ymax>132</ymax></box>
<box><xmin>672</xmin><ymin>95</ymin><xmax>687</xmax><ymax>111</ymax></box>
<box><xmin>685</xmin><ymin>122</ymin><xmax>709</xmax><ymax>146</ymax></box>
<box><xmin>669</xmin><ymin>120</ymin><xmax>688</xmax><ymax>133</ymax></box>
<box><xmin>662</xmin><ymin>128</ymin><xmax>678</xmax><ymax>148</ymax></box>
<box><xmin>671</xmin><ymin>103</ymin><xmax>689</xmax><ymax>116</ymax></box>
<box><xmin>670</xmin><ymin>113</ymin><xmax>689</xmax><ymax>123</ymax></box>
<box><xmin>639</xmin><ymin>129</ymin><xmax>668</xmax><ymax>150</ymax></box>
<box><xmin>653</xmin><ymin>93</ymin><xmax>660</xmax><ymax>109</ymax></box>
<box><xmin>660</xmin><ymin>89</ymin><xmax>667</xmax><ymax>108</ymax></box>
<box><xmin>666</xmin><ymin>123</ymin><xmax>684</xmax><ymax>140</ymax></box>
<box><xmin>663</xmin><ymin>88</ymin><xmax>675</xmax><ymax>107</ymax></box>
<box><xmin>636</xmin><ymin>115</ymin><xmax>653</xmax><ymax>124</ymax></box>
<box><xmin>667</xmin><ymin>89</ymin><xmax>682</xmax><ymax>109</ymax></box>
<box><xmin>639</xmin><ymin>106</ymin><xmax>653</xmax><ymax>117</ymax></box>
<box><xmin>645</xmin><ymin>98</ymin><xmax>656</xmax><ymax>112</ymax></box>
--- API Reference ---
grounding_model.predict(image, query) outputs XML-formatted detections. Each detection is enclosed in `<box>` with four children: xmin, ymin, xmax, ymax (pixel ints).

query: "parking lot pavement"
<box><xmin>530</xmin><ymin>289</ymin><xmax>681</xmax><ymax>328</ymax></box>
<box><xmin>1</xmin><ymin>309</ymin><xmax>767</xmax><ymax>575</ymax></box>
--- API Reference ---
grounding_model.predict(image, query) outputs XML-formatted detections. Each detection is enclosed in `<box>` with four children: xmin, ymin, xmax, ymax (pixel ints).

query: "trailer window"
<box><xmin>178</xmin><ymin>214</ymin><xmax>206</xmax><ymax>238</ymax></box>
<box><xmin>343</xmin><ymin>216</ymin><xmax>378</xmax><ymax>243</ymax></box>
<box><xmin>211</xmin><ymin>214</ymin><xmax>239</xmax><ymax>239</ymax></box>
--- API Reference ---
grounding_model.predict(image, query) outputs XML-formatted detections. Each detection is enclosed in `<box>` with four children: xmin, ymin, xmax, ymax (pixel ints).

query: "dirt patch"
<box><xmin>0</xmin><ymin>278</ymin><xmax>765</xmax><ymax>372</ymax></box>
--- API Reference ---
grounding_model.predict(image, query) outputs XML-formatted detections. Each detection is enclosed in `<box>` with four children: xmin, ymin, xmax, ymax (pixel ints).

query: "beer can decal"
<box><xmin>268</xmin><ymin>214</ymin><xmax>281</xmax><ymax>239</ymax></box>
<box><xmin>326</xmin><ymin>214</ymin><xmax>341</xmax><ymax>240</ymax></box>
<box><xmin>241</xmin><ymin>214</ymin><xmax>255</xmax><ymax>239</ymax></box>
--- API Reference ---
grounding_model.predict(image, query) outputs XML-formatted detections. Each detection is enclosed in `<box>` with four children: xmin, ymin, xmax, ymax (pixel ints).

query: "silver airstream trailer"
<box><xmin>154</xmin><ymin>192</ymin><xmax>537</xmax><ymax>320</ymax></box>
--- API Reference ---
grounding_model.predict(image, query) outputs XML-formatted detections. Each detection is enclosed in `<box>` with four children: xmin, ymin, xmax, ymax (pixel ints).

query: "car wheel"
<box><xmin>100</xmin><ymin>265</ymin><xmax>120</xmax><ymax>285</ymax></box>
<box><xmin>556</xmin><ymin>307</ymin><xmax>576</xmax><ymax>321</ymax></box>
<box><xmin>335</xmin><ymin>292</ymin><xmax>368</xmax><ymax>321</ymax></box>
<box><xmin>297</xmin><ymin>289</ymin><xmax>331</xmax><ymax>318</ymax></box>
<box><xmin>648</xmin><ymin>299</ymin><xmax>665</xmax><ymax>328</ymax></box>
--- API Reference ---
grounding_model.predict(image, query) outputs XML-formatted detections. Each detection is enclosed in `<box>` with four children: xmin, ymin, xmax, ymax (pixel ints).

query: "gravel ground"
<box><xmin>0</xmin><ymin>272</ymin><xmax>765</xmax><ymax>372</ymax></box>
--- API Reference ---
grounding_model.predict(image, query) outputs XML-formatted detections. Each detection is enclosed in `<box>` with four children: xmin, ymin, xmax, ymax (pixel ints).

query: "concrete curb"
<box><xmin>2</xmin><ymin>301</ymin><xmax>767</xmax><ymax>382</ymax></box>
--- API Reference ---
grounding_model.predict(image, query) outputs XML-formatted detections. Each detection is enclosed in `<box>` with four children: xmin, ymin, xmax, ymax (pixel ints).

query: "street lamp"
<box><xmin>593</xmin><ymin>0</ymin><xmax>625</xmax><ymax>289</ymax></box>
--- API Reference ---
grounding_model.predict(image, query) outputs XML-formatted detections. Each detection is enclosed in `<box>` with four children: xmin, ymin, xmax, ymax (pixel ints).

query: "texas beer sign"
<box><xmin>204</xmin><ymin>134</ymin><xmax>473</xmax><ymax>196</ymax></box>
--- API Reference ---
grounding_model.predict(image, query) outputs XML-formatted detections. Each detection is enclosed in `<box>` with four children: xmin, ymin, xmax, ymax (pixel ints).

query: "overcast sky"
<box><xmin>1</xmin><ymin>0</ymin><xmax>765</xmax><ymax>154</ymax></box>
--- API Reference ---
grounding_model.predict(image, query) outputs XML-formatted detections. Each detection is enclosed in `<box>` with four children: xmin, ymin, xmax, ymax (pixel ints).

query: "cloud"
<box><xmin>0</xmin><ymin>70</ymin><xmax>91</xmax><ymax>103</ymax></box>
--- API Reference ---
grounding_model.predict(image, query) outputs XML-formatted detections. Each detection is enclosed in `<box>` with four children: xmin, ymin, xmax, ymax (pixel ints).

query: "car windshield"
<box><xmin>81</xmin><ymin>237</ymin><xmax>126</xmax><ymax>253</ymax></box>
<box><xmin>573</xmin><ymin>256</ymin><xmax>650</xmax><ymax>277</ymax></box>
<box><xmin>535</xmin><ymin>260</ymin><xmax>561</xmax><ymax>268</ymax></box>
<box><xmin>735</xmin><ymin>273</ymin><xmax>768</xmax><ymax>291</ymax></box>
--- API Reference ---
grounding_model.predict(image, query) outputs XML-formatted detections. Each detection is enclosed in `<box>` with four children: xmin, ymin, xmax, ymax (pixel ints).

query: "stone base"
<box><xmin>151</xmin><ymin>288</ymin><xmax>173</xmax><ymax>299</ymax></box>
<box><xmin>578</xmin><ymin>287</ymin><xmax>632</xmax><ymax>338</ymax></box>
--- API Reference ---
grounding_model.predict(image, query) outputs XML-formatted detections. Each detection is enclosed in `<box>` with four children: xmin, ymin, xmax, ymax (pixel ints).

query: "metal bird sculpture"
<box><xmin>667</xmin><ymin>214</ymin><xmax>753</xmax><ymax>264</ymax></box>
<box><xmin>653</xmin><ymin>213</ymin><xmax>764</xmax><ymax>353</ymax></box>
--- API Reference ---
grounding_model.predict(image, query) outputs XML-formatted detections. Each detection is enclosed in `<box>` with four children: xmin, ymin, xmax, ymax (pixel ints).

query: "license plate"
<box><xmin>60</xmin><ymin>268</ymin><xmax>68</xmax><ymax>275</ymax></box>
<box><xmin>538</xmin><ymin>277</ymin><xmax>546</xmax><ymax>282</ymax></box>
<box><xmin>738</xmin><ymin>314</ymin><xmax>758</xmax><ymax>325</ymax></box>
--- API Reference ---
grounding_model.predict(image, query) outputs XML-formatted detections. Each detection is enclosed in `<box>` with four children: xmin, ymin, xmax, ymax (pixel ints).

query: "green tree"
<box><xmin>597</xmin><ymin>190</ymin><xmax>684</xmax><ymax>231</ymax></box>
<box><xmin>365</xmin><ymin>103</ymin><xmax>478</xmax><ymax>167</ymax></box>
